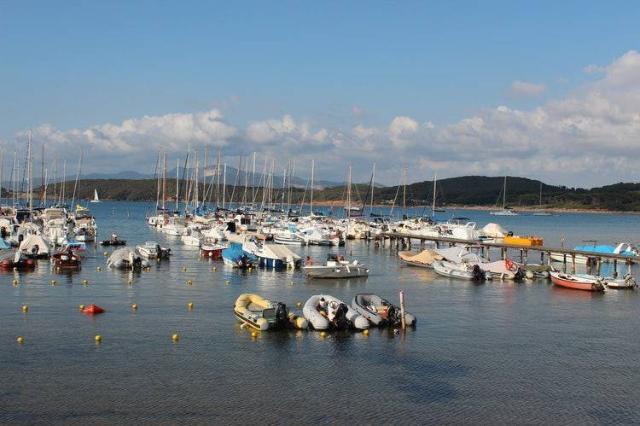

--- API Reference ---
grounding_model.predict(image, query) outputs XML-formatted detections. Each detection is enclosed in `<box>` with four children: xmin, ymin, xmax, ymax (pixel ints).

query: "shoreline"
<box><xmin>66</xmin><ymin>199</ymin><xmax>640</xmax><ymax>215</ymax></box>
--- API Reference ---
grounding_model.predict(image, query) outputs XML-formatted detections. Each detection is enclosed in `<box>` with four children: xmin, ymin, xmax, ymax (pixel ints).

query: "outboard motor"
<box><xmin>472</xmin><ymin>264</ymin><xmax>485</xmax><ymax>281</ymax></box>
<box><xmin>514</xmin><ymin>267</ymin><xmax>525</xmax><ymax>281</ymax></box>
<box><xmin>274</xmin><ymin>303</ymin><xmax>289</xmax><ymax>329</ymax></box>
<box><xmin>132</xmin><ymin>257</ymin><xmax>142</xmax><ymax>270</ymax></box>
<box><xmin>333</xmin><ymin>303</ymin><xmax>351</xmax><ymax>330</ymax></box>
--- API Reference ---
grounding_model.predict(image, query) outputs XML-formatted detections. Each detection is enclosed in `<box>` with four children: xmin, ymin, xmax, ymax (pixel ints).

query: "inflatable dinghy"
<box><xmin>303</xmin><ymin>294</ymin><xmax>369</xmax><ymax>330</ymax></box>
<box><xmin>107</xmin><ymin>248</ymin><xmax>149</xmax><ymax>270</ymax></box>
<box><xmin>351</xmin><ymin>293</ymin><xmax>416</xmax><ymax>327</ymax></box>
<box><xmin>234</xmin><ymin>293</ymin><xmax>307</xmax><ymax>330</ymax></box>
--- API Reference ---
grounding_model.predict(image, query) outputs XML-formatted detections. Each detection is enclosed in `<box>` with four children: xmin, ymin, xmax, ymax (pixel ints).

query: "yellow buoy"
<box><xmin>56</xmin><ymin>267</ymin><xmax>61</xmax><ymax>272</ymax></box>
<box><xmin>12</xmin><ymin>279</ymin><xmax>18</xmax><ymax>286</ymax></box>
<box><xmin>224</xmin><ymin>280</ymin><xmax>230</xmax><ymax>285</ymax></box>
<box><xmin>171</xmin><ymin>333</ymin><xmax>180</xmax><ymax>343</ymax></box>
<box><xmin>50</xmin><ymin>280</ymin><xmax>57</xmax><ymax>285</ymax></box>
<box><xmin>21</xmin><ymin>305</ymin><xmax>29</xmax><ymax>313</ymax></box>
<box><xmin>79</xmin><ymin>304</ymin><xmax>85</xmax><ymax>311</ymax></box>
<box><xmin>248</xmin><ymin>267</ymin><xmax>252</xmax><ymax>272</ymax></box>
<box><xmin>82</xmin><ymin>279</ymin><xmax>89</xmax><ymax>285</ymax></box>
<box><xmin>320</xmin><ymin>331</ymin><xmax>327</xmax><ymax>338</ymax></box>
<box><xmin>251</xmin><ymin>331</ymin><xmax>258</xmax><ymax>338</ymax></box>
<box><xmin>296</xmin><ymin>302</ymin><xmax>302</xmax><ymax>309</ymax></box>
<box><xmin>131</xmin><ymin>303</ymin><xmax>138</xmax><ymax>311</ymax></box>
<box><xmin>16</xmin><ymin>336</ymin><xmax>24</xmax><ymax>344</ymax></box>
<box><xmin>182</xmin><ymin>267</ymin><xmax>187</xmax><ymax>272</ymax></box>
<box><xmin>212</xmin><ymin>267</ymin><xmax>217</xmax><ymax>272</ymax></box>
<box><xmin>96</xmin><ymin>266</ymin><xmax>102</xmax><ymax>272</ymax></box>
<box><xmin>94</xmin><ymin>335</ymin><xmax>102</xmax><ymax>343</ymax></box>
<box><xmin>127</xmin><ymin>279</ymin><xmax>133</xmax><ymax>285</ymax></box>
<box><xmin>186</xmin><ymin>280</ymin><xmax>193</xmax><ymax>286</ymax></box>
<box><xmin>103</xmin><ymin>251</ymin><xmax>109</xmax><ymax>256</ymax></box>
<box><xmin>187</xmin><ymin>302</ymin><xmax>194</xmax><ymax>310</ymax></box>
<box><xmin>363</xmin><ymin>329</ymin><xmax>369</xmax><ymax>336</ymax></box>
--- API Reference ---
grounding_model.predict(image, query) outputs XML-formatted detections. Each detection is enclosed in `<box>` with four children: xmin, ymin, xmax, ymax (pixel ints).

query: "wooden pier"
<box><xmin>379</xmin><ymin>232</ymin><xmax>635</xmax><ymax>275</ymax></box>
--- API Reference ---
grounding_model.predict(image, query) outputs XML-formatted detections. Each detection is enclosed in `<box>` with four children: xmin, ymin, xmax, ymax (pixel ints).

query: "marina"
<box><xmin>2</xmin><ymin>201</ymin><xmax>640</xmax><ymax>423</ymax></box>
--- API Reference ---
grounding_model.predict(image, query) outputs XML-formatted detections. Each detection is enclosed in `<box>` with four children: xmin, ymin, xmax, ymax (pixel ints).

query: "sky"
<box><xmin>1</xmin><ymin>1</ymin><xmax>640</xmax><ymax>187</ymax></box>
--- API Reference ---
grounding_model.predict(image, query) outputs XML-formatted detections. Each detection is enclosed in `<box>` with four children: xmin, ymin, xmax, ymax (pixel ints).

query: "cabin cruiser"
<box><xmin>242</xmin><ymin>238</ymin><xmax>301</xmax><ymax>269</ymax></box>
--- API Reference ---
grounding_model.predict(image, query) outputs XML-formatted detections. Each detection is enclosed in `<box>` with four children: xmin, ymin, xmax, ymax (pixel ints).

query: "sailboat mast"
<box><xmin>251</xmin><ymin>152</ymin><xmax>256</xmax><ymax>204</ymax></box>
<box><xmin>431</xmin><ymin>173</ymin><xmax>437</xmax><ymax>216</ymax></box>
<box><xmin>175</xmin><ymin>158</ymin><xmax>180</xmax><ymax>212</ymax></box>
<box><xmin>222</xmin><ymin>162</ymin><xmax>227</xmax><ymax>209</ymax></box>
<box><xmin>61</xmin><ymin>160</ymin><xmax>66</xmax><ymax>205</ymax></box>
<box><xmin>370</xmin><ymin>162</ymin><xmax>376</xmax><ymax>213</ymax></box>
<box><xmin>347</xmin><ymin>165</ymin><xmax>352</xmax><ymax>219</ymax></box>
<box><xmin>27</xmin><ymin>131</ymin><xmax>33</xmax><ymax>213</ymax></box>
<box><xmin>161</xmin><ymin>153</ymin><xmax>166</xmax><ymax>210</ymax></box>
<box><xmin>310</xmin><ymin>159</ymin><xmax>315</xmax><ymax>215</ymax></box>
<box><xmin>502</xmin><ymin>176</ymin><xmax>507</xmax><ymax>209</ymax></box>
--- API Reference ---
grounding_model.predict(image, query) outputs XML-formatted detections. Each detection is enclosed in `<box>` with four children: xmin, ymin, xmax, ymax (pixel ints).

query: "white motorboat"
<box><xmin>433</xmin><ymin>260</ymin><xmax>485</xmax><ymax>280</ymax></box>
<box><xmin>603</xmin><ymin>274</ymin><xmax>637</xmax><ymax>289</ymax></box>
<box><xmin>303</xmin><ymin>255</ymin><xmax>369</xmax><ymax>279</ymax></box>
<box><xmin>136</xmin><ymin>241</ymin><xmax>171</xmax><ymax>259</ymax></box>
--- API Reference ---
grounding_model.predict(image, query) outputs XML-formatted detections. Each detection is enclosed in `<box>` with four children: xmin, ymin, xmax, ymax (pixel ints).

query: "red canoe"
<box><xmin>82</xmin><ymin>304</ymin><xmax>105</xmax><ymax>315</ymax></box>
<box><xmin>550</xmin><ymin>272</ymin><xmax>605</xmax><ymax>292</ymax></box>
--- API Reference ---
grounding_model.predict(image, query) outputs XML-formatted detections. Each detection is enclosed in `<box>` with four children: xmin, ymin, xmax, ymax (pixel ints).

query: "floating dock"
<box><xmin>380</xmin><ymin>232</ymin><xmax>635</xmax><ymax>275</ymax></box>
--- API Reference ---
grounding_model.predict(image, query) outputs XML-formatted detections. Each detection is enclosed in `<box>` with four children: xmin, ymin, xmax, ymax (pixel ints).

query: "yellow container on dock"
<box><xmin>503</xmin><ymin>235</ymin><xmax>544</xmax><ymax>247</ymax></box>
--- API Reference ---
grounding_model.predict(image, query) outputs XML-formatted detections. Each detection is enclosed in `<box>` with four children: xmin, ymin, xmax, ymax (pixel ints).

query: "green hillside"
<box><xmin>4</xmin><ymin>176</ymin><xmax>640</xmax><ymax>211</ymax></box>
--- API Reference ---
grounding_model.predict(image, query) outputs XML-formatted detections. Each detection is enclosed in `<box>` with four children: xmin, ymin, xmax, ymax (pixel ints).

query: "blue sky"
<box><xmin>1</xmin><ymin>1</ymin><xmax>640</xmax><ymax>185</ymax></box>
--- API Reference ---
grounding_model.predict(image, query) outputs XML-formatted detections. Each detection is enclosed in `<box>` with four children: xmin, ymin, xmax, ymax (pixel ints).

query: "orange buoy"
<box><xmin>81</xmin><ymin>304</ymin><xmax>105</xmax><ymax>315</ymax></box>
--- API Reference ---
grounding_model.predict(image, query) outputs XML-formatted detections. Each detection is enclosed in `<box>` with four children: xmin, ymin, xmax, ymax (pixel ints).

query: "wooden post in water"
<box><xmin>596</xmin><ymin>258</ymin><xmax>601</xmax><ymax>276</ymax></box>
<box><xmin>399</xmin><ymin>290</ymin><xmax>406</xmax><ymax>331</ymax></box>
<box><xmin>523</xmin><ymin>249</ymin><xmax>528</xmax><ymax>266</ymax></box>
<box><xmin>571</xmin><ymin>254</ymin><xmax>576</xmax><ymax>274</ymax></box>
<box><xmin>563</xmin><ymin>254</ymin><xmax>567</xmax><ymax>272</ymax></box>
<box><xmin>613</xmin><ymin>259</ymin><xmax>618</xmax><ymax>278</ymax></box>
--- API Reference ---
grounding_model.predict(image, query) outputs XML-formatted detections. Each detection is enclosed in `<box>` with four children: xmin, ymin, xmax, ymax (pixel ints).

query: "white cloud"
<box><xmin>7</xmin><ymin>50</ymin><xmax>640</xmax><ymax>187</ymax></box>
<box><xmin>509</xmin><ymin>80</ymin><xmax>546</xmax><ymax>98</ymax></box>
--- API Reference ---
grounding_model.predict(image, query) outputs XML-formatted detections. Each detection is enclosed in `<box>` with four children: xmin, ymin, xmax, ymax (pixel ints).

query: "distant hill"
<box><xmin>7</xmin><ymin>175</ymin><xmax>640</xmax><ymax>211</ymax></box>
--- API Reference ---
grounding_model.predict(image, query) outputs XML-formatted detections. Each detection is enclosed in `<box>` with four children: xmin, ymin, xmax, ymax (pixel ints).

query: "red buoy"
<box><xmin>81</xmin><ymin>304</ymin><xmax>105</xmax><ymax>315</ymax></box>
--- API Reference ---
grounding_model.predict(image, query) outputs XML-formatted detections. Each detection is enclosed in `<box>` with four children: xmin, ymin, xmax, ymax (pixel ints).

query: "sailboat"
<box><xmin>490</xmin><ymin>176</ymin><xmax>518</xmax><ymax>216</ymax></box>
<box><xmin>430</xmin><ymin>174</ymin><xmax>446</xmax><ymax>216</ymax></box>
<box><xmin>90</xmin><ymin>189</ymin><xmax>100</xmax><ymax>203</ymax></box>
<box><xmin>532</xmin><ymin>182</ymin><xmax>552</xmax><ymax>216</ymax></box>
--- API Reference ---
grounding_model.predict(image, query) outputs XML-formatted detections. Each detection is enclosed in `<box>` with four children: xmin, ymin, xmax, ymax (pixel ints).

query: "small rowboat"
<box><xmin>549</xmin><ymin>271</ymin><xmax>605</xmax><ymax>292</ymax></box>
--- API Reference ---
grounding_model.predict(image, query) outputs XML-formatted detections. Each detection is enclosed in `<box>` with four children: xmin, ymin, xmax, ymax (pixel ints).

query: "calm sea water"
<box><xmin>1</xmin><ymin>202</ymin><xmax>639</xmax><ymax>424</ymax></box>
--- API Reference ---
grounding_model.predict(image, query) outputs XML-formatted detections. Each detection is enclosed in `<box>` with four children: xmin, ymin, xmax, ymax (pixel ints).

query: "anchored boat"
<box><xmin>303</xmin><ymin>254</ymin><xmax>369</xmax><ymax>279</ymax></box>
<box><xmin>549</xmin><ymin>271</ymin><xmax>606</xmax><ymax>292</ymax></box>
<box><xmin>433</xmin><ymin>260</ymin><xmax>485</xmax><ymax>280</ymax></box>
<box><xmin>303</xmin><ymin>294</ymin><xmax>369</xmax><ymax>330</ymax></box>
<box><xmin>398</xmin><ymin>249</ymin><xmax>442</xmax><ymax>268</ymax></box>
<box><xmin>351</xmin><ymin>293</ymin><xmax>416</xmax><ymax>327</ymax></box>
<box><xmin>234</xmin><ymin>294</ymin><xmax>307</xmax><ymax>331</ymax></box>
